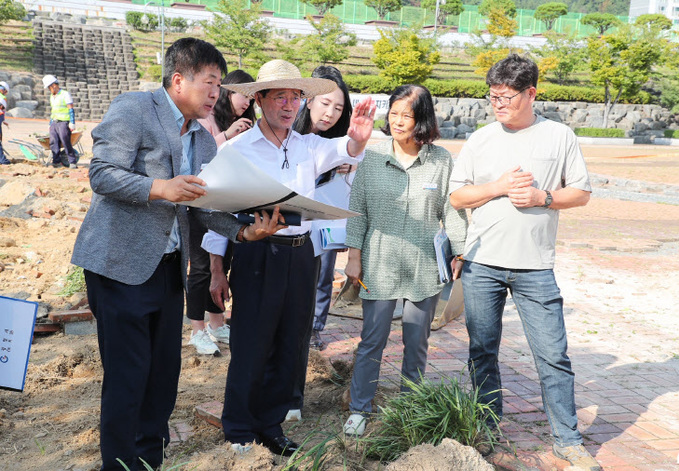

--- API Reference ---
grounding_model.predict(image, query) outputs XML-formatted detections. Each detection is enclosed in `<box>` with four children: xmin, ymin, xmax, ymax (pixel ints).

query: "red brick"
<box><xmin>33</xmin><ymin>322</ymin><xmax>61</xmax><ymax>333</ymax></box>
<box><xmin>48</xmin><ymin>309</ymin><xmax>93</xmax><ymax>323</ymax></box>
<box><xmin>195</xmin><ymin>401</ymin><xmax>223</xmax><ymax>429</ymax></box>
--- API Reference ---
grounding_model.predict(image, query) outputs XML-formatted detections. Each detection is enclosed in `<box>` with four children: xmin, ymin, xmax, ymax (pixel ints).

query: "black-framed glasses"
<box><xmin>486</xmin><ymin>89</ymin><xmax>526</xmax><ymax>106</ymax></box>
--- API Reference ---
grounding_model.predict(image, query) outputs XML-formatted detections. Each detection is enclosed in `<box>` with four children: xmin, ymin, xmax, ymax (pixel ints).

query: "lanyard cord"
<box><xmin>261</xmin><ymin>111</ymin><xmax>290</xmax><ymax>169</ymax></box>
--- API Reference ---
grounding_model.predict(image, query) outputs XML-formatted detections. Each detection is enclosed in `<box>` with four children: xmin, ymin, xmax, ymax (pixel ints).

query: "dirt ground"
<box><xmin>1</xmin><ymin>117</ymin><xmax>679</xmax><ymax>470</ymax></box>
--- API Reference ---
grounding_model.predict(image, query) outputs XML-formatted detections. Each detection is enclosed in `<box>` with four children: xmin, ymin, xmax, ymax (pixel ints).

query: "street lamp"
<box><xmin>143</xmin><ymin>0</ymin><xmax>166</xmax><ymax>78</ymax></box>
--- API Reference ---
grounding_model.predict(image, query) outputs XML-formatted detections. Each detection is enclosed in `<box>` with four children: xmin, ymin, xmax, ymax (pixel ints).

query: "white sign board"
<box><xmin>350</xmin><ymin>93</ymin><xmax>391</xmax><ymax>117</ymax></box>
<box><xmin>0</xmin><ymin>296</ymin><xmax>38</xmax><ymax>392</ymax></box>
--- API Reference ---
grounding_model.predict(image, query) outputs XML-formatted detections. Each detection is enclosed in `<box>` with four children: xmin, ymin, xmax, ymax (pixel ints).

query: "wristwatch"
<box><xmin>542</xmin><ymin>190</ymin><xmax>553</xmax><ymax>208</ymax></box>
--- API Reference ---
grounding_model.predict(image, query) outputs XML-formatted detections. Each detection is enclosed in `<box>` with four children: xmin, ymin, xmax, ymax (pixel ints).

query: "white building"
<box><xmin>629</xmin><ymin>0</ymin><xmax>679</xmax><ymax>25</ymax></box>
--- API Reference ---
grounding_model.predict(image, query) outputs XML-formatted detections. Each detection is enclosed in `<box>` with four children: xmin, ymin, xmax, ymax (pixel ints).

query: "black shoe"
<box><xmin>310</xmin><ymin>329</ymin><xmax>326</xmax><ymax>351</ymax></box>
<box><xmin>260</xmin><ymin>435</ymin><xmax>300</xmax><ymax>457</ymax></box>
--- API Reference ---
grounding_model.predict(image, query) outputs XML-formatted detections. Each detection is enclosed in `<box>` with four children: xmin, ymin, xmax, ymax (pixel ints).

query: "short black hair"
<box><xmin>162</xmin><ymin>37</ymin><xmax>227</xmax><ymax>89</ymax></box>
<box><xmin>486</xmin><ymin>54</ymin><xmax>538</xmax><ymax>90</ymax></box>
<box><xmin>293</xmin><ymin>65</ymin><xmax>352</xmax><ymax>139</ymax></box>
<box><xmin>381</xmin><ymin>84</ymin><xmax>440</xmax><ymax>146</ymax></box>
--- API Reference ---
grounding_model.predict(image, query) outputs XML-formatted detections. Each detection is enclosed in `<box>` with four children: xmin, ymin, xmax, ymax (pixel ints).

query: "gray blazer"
<box><xmin>72</xmin><ymin>87</ymin><xmax>241</xmax><ymax>286</ymax></box>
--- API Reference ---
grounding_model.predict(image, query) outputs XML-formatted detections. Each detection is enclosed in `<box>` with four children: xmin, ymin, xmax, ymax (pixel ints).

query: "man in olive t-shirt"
<box><xmin>449</xmin><ymin>54</ymin><xmax>599</xmax><ymax>470</ymax></box>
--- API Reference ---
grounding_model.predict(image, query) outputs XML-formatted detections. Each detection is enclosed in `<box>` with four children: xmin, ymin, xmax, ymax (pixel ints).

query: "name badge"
<box><xmin>423</xmin><ymin>183</ymin><xmax>438</xmax><ymax>190</ymax></box>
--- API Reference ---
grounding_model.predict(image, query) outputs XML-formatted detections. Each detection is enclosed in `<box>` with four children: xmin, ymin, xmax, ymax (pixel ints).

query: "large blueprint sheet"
<box><xmin>184</xmin><ymin>144</ymin><xmax>359</xmax><ymax>221</ymax></box>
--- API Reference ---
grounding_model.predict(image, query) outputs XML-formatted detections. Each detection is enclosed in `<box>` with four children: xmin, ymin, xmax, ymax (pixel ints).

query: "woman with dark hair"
<box><xmin>342</xmin><ymin>84</ymin><xmax>468</xmax><ymax>436</ymax></box>
<box><xmin>186</xmin><ymin>70</ymin><xmax>255</xmax><ymax>355</ymax></box>
<box><xmin>286</xmin><ymin>65</ymin><xmax>354</xmax><ymax>422</ymax></box>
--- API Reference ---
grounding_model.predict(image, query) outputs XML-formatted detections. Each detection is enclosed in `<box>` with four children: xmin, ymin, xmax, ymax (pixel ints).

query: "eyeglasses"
<box><xmin>271</xmin><ymin>95</ymin><xmax>301</xmax><ymax>106</ymax></box>
<box><xmin>486</xmin><ymin>89</ymin><xmax>526</xmax><ymax>106</ymax></box>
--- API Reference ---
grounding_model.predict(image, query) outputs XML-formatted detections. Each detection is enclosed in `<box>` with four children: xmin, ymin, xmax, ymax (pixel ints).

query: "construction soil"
<box><xmin>0</xmin><ymin>118</ymin><xmax>678</xmax><ymax>470</ymax></box>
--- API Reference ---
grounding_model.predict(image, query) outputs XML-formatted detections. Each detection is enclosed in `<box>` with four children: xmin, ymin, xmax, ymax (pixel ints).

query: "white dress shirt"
<box><xmin>202</xmin><ymin>120</ymin><xmax>361</xmax><ymax>255</ymax></box>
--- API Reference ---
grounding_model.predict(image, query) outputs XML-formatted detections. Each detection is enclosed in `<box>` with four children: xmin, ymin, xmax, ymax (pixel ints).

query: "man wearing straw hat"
<box><xmin>209</xmin><ymin>59</ymin><xmax>375</xmax><ymax>456</ymax></box>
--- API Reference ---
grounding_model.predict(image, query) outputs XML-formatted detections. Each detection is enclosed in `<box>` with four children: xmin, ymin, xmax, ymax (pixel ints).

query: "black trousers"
<box><xmin>221</xmin><ymin>239</ymin><xmax>317</xmax><ymax>444</ymax></box>
<box><xmin>185</xmin><ymin>219</ymin><xmax>231</xmax><ymax>320</ymax></box>
<box><xmin>85</xmin><ymin>257</ymin><xmax>183</xmax><ymax>471</ymax></box>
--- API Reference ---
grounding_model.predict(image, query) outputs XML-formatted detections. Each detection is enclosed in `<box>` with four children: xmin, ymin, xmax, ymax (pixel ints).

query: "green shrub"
<box><xmin>374</xmin><ymin>118</ymin><xmax>385</xmax><ymax>130</ymax></box>
<box><xmin>664</xmin><ymin>129</ymin><xmax>679</xmax><ymax>138</ymax></box>
<box><xmin>343</xmin><ymin>75</ymin><xmax>653</xmax><ymax>105</ymax></box>
<box><xmin>422</xmin><ymin>78</ymin><xmax>488</xmax><ymax>98</ymax></box>
<box><xmin>362</xmin><ymin>373</ymin><xmax>500</xmax><ymax>461</ymax></box>
<box><xmin>144</xmin><ymin>64</ymin><xmax>162</xmax><ymax>82</ymax></box>
<box><xmin>168</xmin><ymin>17</ymin><xmax>188</xmax><ymax>32</ymax></box>
<box><xmin>573</xmin><ymin>127</ymin><xmax>626</xmax><ymax>137</ymax></box>
<box><xmin>344</xmin><ymin>75</ymin><xmax>393</xmax><ymax>94</ymax></box>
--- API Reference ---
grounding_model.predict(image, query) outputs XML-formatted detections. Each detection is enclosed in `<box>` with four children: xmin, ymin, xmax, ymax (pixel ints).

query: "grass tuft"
<box><xmin>361</xmin><ymin>372</ymin><xmax>500</xmax><ymax>462</ymax></box>
<box><xmin>57</xmin><ymin>266</ymin><xmax>86</xmax><ymax>297</ymax></box>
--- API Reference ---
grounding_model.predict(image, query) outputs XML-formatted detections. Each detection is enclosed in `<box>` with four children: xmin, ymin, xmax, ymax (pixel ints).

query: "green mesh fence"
<box><xmin>131</xmin><ymin>0</ymin><xmax>628</xmax><ymax>38</ymax></box>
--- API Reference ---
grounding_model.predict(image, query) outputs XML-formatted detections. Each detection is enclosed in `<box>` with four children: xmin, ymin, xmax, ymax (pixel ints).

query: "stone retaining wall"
<box><xmin>2</xmin><ymin>18</ymin><xmax>139</xmax><ymax>121</ymax></box>
<box><xmin>433</xmin><ymin>98</ymin><xmax>679</xmax><ymax>143</ymax></box>
<box><xmin>32</xmin><ymin>19</ymin><xmax>139</xmax><ymax>121</ymax></box>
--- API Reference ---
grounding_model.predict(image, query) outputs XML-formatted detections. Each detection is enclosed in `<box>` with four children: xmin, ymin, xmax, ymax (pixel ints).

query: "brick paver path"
<box><xmin>321</xmin><ymin>144</ymin><xmax>679</xmax><ymax>470</ymax></box>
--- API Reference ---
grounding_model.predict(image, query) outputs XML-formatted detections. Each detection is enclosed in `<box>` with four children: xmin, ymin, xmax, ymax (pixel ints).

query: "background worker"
<box><xmin>0</xmin><ymin>81</ymin><xmax>8</xmax><ymax>101</ymax></box>
<box><xmin>187</xmin><ymin>69</ymin><xmax>257</xmax><ymax>356</ymax></box>
<box><xmin>43</xmin><ymin>74</ymin><xmax>78</xmax><ymax>169</ymax></box>
<box><xmin>0</xmin><ymin>82</ymin><xmax>9</xmax><ymax>165</ymax></box>
<box><xmin>0</xmin><ymin>97</ymin><xmax>9</xmax><ymax>165</ymax></box>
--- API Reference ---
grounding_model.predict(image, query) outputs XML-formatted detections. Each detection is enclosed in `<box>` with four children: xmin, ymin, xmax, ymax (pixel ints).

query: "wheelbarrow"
<box><xmin>35</xmin><ymin>131</ymin><xmax>84</xmax><ymax>166</ymax></box>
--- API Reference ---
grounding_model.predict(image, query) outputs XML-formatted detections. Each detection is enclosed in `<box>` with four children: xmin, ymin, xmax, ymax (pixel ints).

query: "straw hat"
<box><xmin>223</xmin><ymin>60</ymin><xmax>337</xmax><ymax>98</ymax></box>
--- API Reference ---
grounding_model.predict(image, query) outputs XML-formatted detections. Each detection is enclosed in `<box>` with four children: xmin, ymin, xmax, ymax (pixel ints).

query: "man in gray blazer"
<box><xmin>71</xmin><ymin>38</ymin><xmax>284</xmax><ymax>471</ymax></box>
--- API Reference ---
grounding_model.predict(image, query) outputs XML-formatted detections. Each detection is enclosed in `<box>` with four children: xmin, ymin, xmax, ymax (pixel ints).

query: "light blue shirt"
<box><xmin>163</xmin><ymin>88</ymin><xmax>201</xmax><ymax>254</ymax></box>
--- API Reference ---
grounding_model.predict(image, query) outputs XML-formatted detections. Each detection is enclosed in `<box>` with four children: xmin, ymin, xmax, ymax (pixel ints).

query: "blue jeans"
<box><xmin>461</xmin><ymin>261</ymin><xmax>582</xmax><ymax>447</ymax></box>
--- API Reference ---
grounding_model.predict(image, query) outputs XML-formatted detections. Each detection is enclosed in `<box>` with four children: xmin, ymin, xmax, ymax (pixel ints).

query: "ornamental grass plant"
<box><xmin>362</xmin><ymin>373</ymin><xmax>500</xmax><ymax>461</ymax></box>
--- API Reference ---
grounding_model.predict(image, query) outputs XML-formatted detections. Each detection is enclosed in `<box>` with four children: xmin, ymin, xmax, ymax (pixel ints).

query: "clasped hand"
<box><xmin>499</xmin><ymin>166</ymin><xmax>542</xmax><ymax>208</ymax></box>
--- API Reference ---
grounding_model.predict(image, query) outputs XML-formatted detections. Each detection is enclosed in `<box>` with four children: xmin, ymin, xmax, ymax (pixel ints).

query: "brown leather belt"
<box><xmin>267</xmin><ymin>232</ymin><xmax>310</xmax><ymax>247</ymax></box>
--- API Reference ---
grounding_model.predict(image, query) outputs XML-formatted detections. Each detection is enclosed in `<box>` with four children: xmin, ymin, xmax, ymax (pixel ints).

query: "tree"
<box><xmin>478</xmin><ymin>0</ymin><xmax>517</xmax><ymax>38</ymax></box>
<box><xmin>284</xmin><ymin>14</ymin><xmax>357</xmax><ymax>65</ymax></box>
<box><xmin>634</xmin><ymin>13</ymin><xmax>672</xmax><ymax>31</ymax></box>
<box><xmin>534</xmin><ymin>2</ymin><xmax>568</xmax><ymax>31</ymax></box>
<box><xmin>300</xmin><ymin>0</ymin><xmax>344</xmax><ymax>16</ymax></box>
<box><xmin>365</xmin><ymin>0</ymin><xmax>403</xmax><ymax>21</ymax></box>
<box><xmin>587</xmin><ymin>24</ymin><xmax>669</xmax><ymax>128</ymax></box>
<box><xmin>486</xmin><ymin>7</ymin><xmax>517</xmax><ymax>37</ymax></box>
<box><xmin>0</xmin><ymin>0</ymin><xmax>26</xmax><ymax>24</ymax></box>
<box><xmin>372</xmin><ymin>27</ymin><xmax>440</xmax><ymax>85</ymax></box>
<box><xmin>580</xmin><ymin>12</ymin><xmax>621</xmax><ymax>35</ymax></box>
<box><xmin>533</xmin><ymin>30</ymin><xmax>585</xmax><ymax>83</ymax></box>
<box><xmin>478</xmin><ymin>0</ymin><xmax>517</xmax><ymax>18</ymax></box>
<box><xmin>204</xmin><ymin>0</ymin><xmax>271</xmax><ymax>69</ymax></box>
<box><xmin>421</xmin><ymin>0</ymin><xmax>464</xmax><ymax>27</ymax></box>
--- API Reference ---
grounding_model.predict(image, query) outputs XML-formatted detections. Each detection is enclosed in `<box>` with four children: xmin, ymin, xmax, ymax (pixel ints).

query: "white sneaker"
<box><xmin>189</xmin><ymin>329</ymin><xmax>220</xmax><ymax>355</ymax></box>
<box><xmin>285</xmin><ymin>409</ymin><xmax>302</xmax><ymax>422</ymax></box>
<box><xmin>207</xmin><ymin>323</ymin><xmax>230</xmax><ymax>344</ymax></box>
<box><xmin>343</xmin><ymin>413</ymin><xmax>367</xmax><ymax>436</ymax></box>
